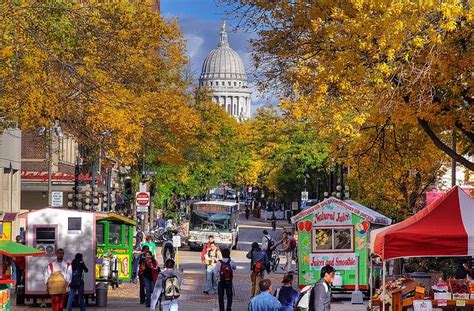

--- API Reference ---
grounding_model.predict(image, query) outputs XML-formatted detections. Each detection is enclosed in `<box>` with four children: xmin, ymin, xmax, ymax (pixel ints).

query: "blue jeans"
<box><xmin>204</xmin><ymin>266</ymin><xmax>217</xmax><ymax>292</ymax></box>
<box><xmin>67</xmin><ymin>284</ymin><xmax>85</xmax><ymax>311</ymax></box>
<box><xmin>144</xmin><ymin>278</ymin><xmax>155</xmax><ymax>307</ymax></box>
<box><xmin>132</xmin><ymin>254</ymin><xmax>140</xmax><ymax>279</ymax></box>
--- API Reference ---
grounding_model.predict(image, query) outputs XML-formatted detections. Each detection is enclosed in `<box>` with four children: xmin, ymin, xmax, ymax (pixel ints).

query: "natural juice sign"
<box><xmin>314</xmin><ymin>204</ymin><xmax>351</xmax><ymax>225</ymax></box>
<box><xmin>310</xmin><ymin>253</ymin><xmax>357</xmax><ymax>270</ymax></box>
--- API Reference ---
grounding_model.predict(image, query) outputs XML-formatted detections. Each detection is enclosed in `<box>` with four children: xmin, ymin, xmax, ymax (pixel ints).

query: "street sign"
<box><xmin>136</xmin><ymin>192</ymin><xmax>150</xmax><ymax>207</ymax></box>
<box><xmin>51</xmin><ymin>191</ymin><xmax>63</xmax><ymax>207</ymax></box>
<box><xmin>301</xmin><ymin>191</ymin><xmax>309</xmax><ymax>201</ymax></box>
<box><xmin>172</xmin><ymin>235</ymin><xmax>182</xmax><ymax>248</ymax></box>
<box><xmin>136</xmin><ymin>205</ymin><xmax>148</xmax><ymax>213</ymax></box>
<box><xmin>142</xmin><ymin>170</ymin><xmax>157</xmax><ymax>176</ymax></box>
<box><xmin>139</xmin><ymin>182</ymin><xmax>147</xmax><ymax>192</ymax></box>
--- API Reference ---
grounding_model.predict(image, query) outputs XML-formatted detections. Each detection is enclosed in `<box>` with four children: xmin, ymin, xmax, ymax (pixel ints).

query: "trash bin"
<box><xmin>96</xmin><ymin>282</ymin><xmax>108</xmax><ymax>307</ymax></box>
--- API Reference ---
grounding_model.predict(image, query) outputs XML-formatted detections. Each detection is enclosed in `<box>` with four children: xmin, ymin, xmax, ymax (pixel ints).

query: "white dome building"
<box><xmin>199</xmin><ymin>21</ymin><xmax>251</xmax><ymax>120</ymax></box>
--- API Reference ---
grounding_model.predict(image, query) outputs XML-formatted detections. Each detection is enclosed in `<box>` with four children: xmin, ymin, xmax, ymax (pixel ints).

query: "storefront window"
<box><xmin>109</xmin><ymin>223</ymin><xmax>122</xmax><ymax>245</ymax></box>
<box><xmin>124</xmin><ymin>227</ymin><xmax>130</xmax><ymax>246</ymax></box>
<box><xmin>313</xmin><ymin>226</ymin><xmax>353</xmax><ymax>252</ymax></box>
<box><xmin>97</xmin><ymin>223</ymin><xmax>105</xmax><ymax>245</ymax></box>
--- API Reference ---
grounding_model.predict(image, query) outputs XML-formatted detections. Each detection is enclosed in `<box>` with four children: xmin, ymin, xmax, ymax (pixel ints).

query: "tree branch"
<box><xmin>418</xmin><ymin>118</ymin><xmax>474</xmax><ymax>170</ymax></box>
<box><xmin>455</xmin><ymin>120</ymin><xmax>474</xmax><ymax>144</ymax></box>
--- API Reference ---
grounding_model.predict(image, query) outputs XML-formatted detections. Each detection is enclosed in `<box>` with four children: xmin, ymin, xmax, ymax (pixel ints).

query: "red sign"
<box><xmin>136</xmin><ymin>192</ymin><xmax>150</xmax><ymax>207</ymax></box>
<box><xmin>21</xmin><ymin>170</ymin><xmax>103</xmax><ymax>184</ymax></box>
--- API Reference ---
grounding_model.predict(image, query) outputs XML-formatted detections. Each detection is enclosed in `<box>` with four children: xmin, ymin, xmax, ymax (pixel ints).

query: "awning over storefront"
<box><xmin>0</xmin><ymin>241</ymin><xmax>46</xmax><ymax>257</ymax></box>
<box><xmin>96</xmin><ymin>212</ymin><xmax>136</xmax><ymax>226</ymax></box>
<box><xmin>370</xmin><ymin>186</ymin><xmax>474</xmax><ymax>260</ymax></box>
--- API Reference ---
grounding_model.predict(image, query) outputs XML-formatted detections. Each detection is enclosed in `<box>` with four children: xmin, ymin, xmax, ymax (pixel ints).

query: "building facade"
<box><xmin>0</xmin><ymin>128</ymin><xmax>22</xmax><ymax>238</ymax></box>
<box><xmin>199</xmin><ymin>21</ymin><xmax>251</xmax><ymax>120</ymax></box>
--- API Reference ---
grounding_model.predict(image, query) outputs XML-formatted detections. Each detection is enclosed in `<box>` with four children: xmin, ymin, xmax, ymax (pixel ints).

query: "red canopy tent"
<box><xmin>370</xmin><ymin>186</ymin><xmax>474</xmax><ymax>260</ymax></box>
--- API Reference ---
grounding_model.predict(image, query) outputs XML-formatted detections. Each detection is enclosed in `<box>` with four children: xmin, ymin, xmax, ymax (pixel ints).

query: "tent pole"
<box><xmin>369</xmin><ymin>256</ymin><xmax>374</xmax><ymax>307</ymax></box>
<box><xmin>382</xmin><ymin>260</ymin><xmax>386</xmax><ymax>311</ymax></box>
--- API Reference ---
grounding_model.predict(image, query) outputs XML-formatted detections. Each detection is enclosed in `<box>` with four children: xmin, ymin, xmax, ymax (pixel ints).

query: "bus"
<box><xmin>188</xmin><ymin>201</ymin><xmax>240</xmax><ymax>250</ymax></box>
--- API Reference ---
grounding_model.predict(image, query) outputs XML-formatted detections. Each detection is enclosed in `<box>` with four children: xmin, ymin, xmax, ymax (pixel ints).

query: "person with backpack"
<box><xmin>138</xmin><ymin>245</ymin><xmax>150</xmax><ymax>304</ymax></box>
<box><xmin>261</xmin><ymin>230</ymin><xmax>274</xmax><ymax>273</ymax></box>
<box><xmin>246</xmin><ymin>242</ymin><xmax>268</xmax><ymax>298</ymax></box>
<box><xmin>203</xmin><ymin>242</ymin><xmax>222</xmax><ymax>294</ymax></box>
<box><xmin>214</xmin><ymin>248</ymin><xmax>237</xmax><ymax>311</ymax></box>
<box><xmin>309</xmin><ymin>265</ymin><xmax>335</xmax><ymax>311</ymax></box>
<box><xmin>274</xmin><ymin>273</ymin><xmax>299</xmax><ymax>311</ymax></box>
<box><xmin>66</xmin><ymin>253</ymin><xmax>89</xmax><ymax>311</ymax></box>
<box><xmin>149</xmin><ymin>259</ymin><xmax>183</xmax><ymax>311</ymax></box>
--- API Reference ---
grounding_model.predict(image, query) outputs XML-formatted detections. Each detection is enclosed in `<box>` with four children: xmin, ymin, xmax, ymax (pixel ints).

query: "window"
<box><xmin>97</xmin><ymin>223</ymin><xmax>105</xmax><ymax>245</ymax></box>
<box><xmin>234</xmin><ymin>82</ymin><xmax>237</xmax><ymax>86</ymax></box>
<box><xmin>124</xmin><ymin>227</ymin><xmax>130</xmax><ymax>246</ymax></box>
<box><xmin>35</xmin><ymin>227</ymin><xmax>56</xmax><ymax>247</ymax></box>
<box><xmin>68</xmin><ymin>217</ymin><xmax>81</xmax><ymax>231</ymax></box>
<box><xmin>228</xmin><ymin>81</ymin><xmax>231</xmax><ymax>86</ymax></box>
<box><xmin>109</xmin><ymin>223</ymin><xmax>122</xmax><ymax>245</ymax></box>
<box><xmin>313</xmin><ymin>226</ymin><xmax>353</xmax><ymax>252</ymax></box>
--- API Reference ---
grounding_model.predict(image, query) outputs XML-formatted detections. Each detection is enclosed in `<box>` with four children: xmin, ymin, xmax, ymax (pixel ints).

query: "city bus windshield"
<box><xmin>190</xmin><ymin>211</ymin><xmax>232</xmax><ymax>232</ymax></box>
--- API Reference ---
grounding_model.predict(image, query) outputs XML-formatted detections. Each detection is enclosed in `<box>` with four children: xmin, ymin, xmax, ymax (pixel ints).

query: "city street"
<box><xmin>13</xmin><ymin>214</ymin><xmax>367</xmax><ymax>310</ymax></box>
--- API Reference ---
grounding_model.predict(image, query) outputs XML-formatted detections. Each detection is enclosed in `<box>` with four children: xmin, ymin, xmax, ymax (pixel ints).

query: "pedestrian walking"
<box><xmin>138</xmin><ymin>245</ymin><xmax>150</xmax><ymax>304</ymax></box>
<box><xmin>143</xmin><ymin>251</ymin><xmax>160</xmax><ymax>307</ymax></box>
<box><xmin>66</xmin><ymin>253</ymin><xmax>89</xmax><ymax>311</ymax></box>
<box><xmin>44</xmin><ymin>248</ymin><xmax>69</xmax><ymax>311</ymax></box>
<box><xmin>132</xmin><ymin>236</ymin><xmax>143</xmax><ymax>283</ymax></box>
<box><xmin>13</xmin><ymin>235</ymin><xmax>25</xmax><ymax>290</ymax></box>
<box><xmin>200</xmin><ymin>235</ymin><xmax>221</xmax><ymax>264</ymax></box>
<box><xmin>261</xmin><ymin>230</ymin><xmax>274</xmax><ymax>273</ymax></box>
<box><xmin>274</xmin><ymin>273</ymin><xmax>299</xmax><ymax>311</ymax></box>
<box><xmin>246</xmin><ymin>242</ymin><xmax>268</xmax><ymax>298</ymax></box>
<box><xmin>143</xmin><ymin>235</ymin><xmax>157</xmax><ymax>257</ymax></box>
<box><xmin>309</xmin><ymin>265</ymin><xmax>335</xmax><ymax>311</ymax></box>
<box><xmin>455</xmin><ymin>259</ymin><xmax>473</xmax><ymax>280</ymax></box>
<box><xmin>136</xmin><ymin>226</ymin><xmax>145</xmax><ymax>243</ymax></box>
<box><xmin>215</xmin><ymin>248</ymin><xmax>237</xmax><ymax>311</ymax></box>
<box><xmin>203</xmin><ymin>242</ymin><xmax>222</xmax><ymax>294</ymax></box>
<box><xmin>249</xmin><ymin>279</ymin><xmax>282</xmax><ymax>311</ymax></box>
<box><xmin>150</xmin><ymin>259</ymin><xmax>183</xmax><ymax>311</ymax></box>
<box><xmin>274</xmin><ymin>232</ymin><xmax>292</xmax><ymax>272</ymax></box>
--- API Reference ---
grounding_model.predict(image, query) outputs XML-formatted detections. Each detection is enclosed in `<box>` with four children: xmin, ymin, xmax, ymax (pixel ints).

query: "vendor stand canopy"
<box><xmin>370</xmin><ymin>186</ymin><xmax>474</xmax><ymax>260</ymax></box>
<box><xmin>0</xmin><ymin>241</ymin><xmax>45</xmax><ymax>257</ymax></box>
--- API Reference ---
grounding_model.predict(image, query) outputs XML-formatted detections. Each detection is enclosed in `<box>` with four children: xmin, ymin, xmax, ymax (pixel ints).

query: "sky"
<box><xmin>160</xmin><ymin>0</ymin><xmax>276</xmax><ymax>113</ymax></box>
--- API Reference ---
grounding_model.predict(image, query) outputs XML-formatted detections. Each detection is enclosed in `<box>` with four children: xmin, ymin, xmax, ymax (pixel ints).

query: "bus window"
<box><xmin>190</xmin><ymin>211</ymin><xmax>232</xmax><ymax>232</ymax></box>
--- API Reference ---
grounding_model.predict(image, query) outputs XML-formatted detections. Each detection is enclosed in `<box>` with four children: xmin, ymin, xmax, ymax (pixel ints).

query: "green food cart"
<box><xmin>95</xmin><ymin>213</ymin><xmax>136</xmax><ymax>282</ymax></box>
<box><xmin>291</xmin><ymin>198</ymin><xmax>391</xmax><ymax>292</ymax></box>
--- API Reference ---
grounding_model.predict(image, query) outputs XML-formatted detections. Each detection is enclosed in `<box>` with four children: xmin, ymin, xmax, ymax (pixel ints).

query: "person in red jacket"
<box><xmin>200</xmin><ymin>235</ymin><xmax>221</xmax><ymax>264</ymax></box>
<box><xmin>143</xmin><ymin>251</ymin><xmax>159</xmax><ymax>307</ymax></box>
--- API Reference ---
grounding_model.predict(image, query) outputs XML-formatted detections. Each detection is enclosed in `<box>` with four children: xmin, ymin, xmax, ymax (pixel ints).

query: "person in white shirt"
<box><xmin>214</xmin><ymin>249</ymin><xmax>237</xmax><ymax>311</ymax></box>
<box><xmin>44</xmin><ymin>248</ymin><xmax>69</xmax><ymax>311</ymax></box>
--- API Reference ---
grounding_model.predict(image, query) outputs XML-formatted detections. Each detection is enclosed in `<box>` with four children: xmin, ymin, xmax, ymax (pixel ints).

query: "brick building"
<box><xmin>21</xmin><ymin>129</ymin><xmax>79</xmax><ymax>210</ymax></box>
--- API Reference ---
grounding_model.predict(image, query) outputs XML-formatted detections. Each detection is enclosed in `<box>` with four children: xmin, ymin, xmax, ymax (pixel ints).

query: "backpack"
<box><xmin>290</xmin><ymin>238</ymin><xmax>297</xmax><ymax>251</ymax></box>
<box><xmin>295</xmin><ymin>285</ymin><xmax>313</xmax><ymax>311</ymax></box>
<box><xmin>219</xmin><ymin>260</ymin><xmax>234</xmax><ymax>282</ymax></box>
<box><xmin>161</xmin><ymin>274</ymin><xmax>180</xmax><ymax>301</ymax></box>
<box><xmin>252</xmin><ymin>252</ymin><xmax>265</xmax><ymax>274</ymax></box>
<box><xmin>265</xmin><ymin>236</ymin><xmax>274</xmax><ymax>251</ymax></box>
<box><xmin>70</xmin><ymin>268</ymin><xmax>83</xmax><ymax>289</ymax></box>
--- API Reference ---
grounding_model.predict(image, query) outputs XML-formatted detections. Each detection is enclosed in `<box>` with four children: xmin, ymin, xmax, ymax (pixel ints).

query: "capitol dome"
<box><xmin>199</xmin><ymin>21</ymin><xmax>251</xmax><ymax>120</ymax></box>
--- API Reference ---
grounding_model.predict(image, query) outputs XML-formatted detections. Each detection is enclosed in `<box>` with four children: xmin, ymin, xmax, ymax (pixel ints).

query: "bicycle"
<box><xmin>269</xmin><ymin>249</ymin><xmax>281</xmax><ymax>273</ymax></box>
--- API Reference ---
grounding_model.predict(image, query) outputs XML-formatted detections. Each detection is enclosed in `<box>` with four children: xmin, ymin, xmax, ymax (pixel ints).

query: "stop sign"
<box><xmin>136</xmin><ymin>192</ymin><xmax>150</xmax><ymax>206</ymax></box>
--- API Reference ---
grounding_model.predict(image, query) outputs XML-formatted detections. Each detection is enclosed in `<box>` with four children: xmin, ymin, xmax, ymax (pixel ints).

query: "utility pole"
<box><xmin>47</xmin><ymin>129</ymin><xmax>53</xmax><ymax>206</ymax></box>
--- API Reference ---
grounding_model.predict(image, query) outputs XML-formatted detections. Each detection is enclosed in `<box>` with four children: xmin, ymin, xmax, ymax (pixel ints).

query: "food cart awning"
<box><xmin>291</xmin><ymin>197</ymin><xmax>392</xmax><ymax>225</ymax></box>
<box><xmin>370</xmin><ymin>186</ymin><xmax>474</xmax><ymax>260</ymax></box>
<box><xmin>97</xmin><ymin>212</ymin><xmax>136</xmax><ymax>226</ymax></box>
<box><xmin>0</xmin><ymin>241</ymin><xmax>46</xmax><ymax>257</ymax></box>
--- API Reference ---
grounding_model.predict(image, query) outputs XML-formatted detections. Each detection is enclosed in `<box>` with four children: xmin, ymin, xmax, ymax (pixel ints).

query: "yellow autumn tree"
<box><xmin>224</xmin><ymin>0</ymin><xmax>473</xmax><ymax>170</ymax></box>
<box><xmin>0</xmin><ymin>0</ymin><xmax>197</xmax><ymax>164</ymax></box>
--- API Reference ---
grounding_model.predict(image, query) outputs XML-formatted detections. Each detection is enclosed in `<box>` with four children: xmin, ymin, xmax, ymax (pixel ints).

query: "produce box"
<box><xmin>434</xmin><ymin>292</ymin><xmax>451</xmax><ymax>300</ymax></box>
<box><xmin>448</xmin><ymin>279</ymin><xmax>469</xmax><ymax>295</ymax></box>
<box><xmin>468</xmin><ymin>281</ymin><xmax>474</xmax><ymax>294</ymax></box>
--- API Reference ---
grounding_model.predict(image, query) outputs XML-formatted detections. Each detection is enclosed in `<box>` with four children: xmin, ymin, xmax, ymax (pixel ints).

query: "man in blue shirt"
<box><xmin>249</xmin><ymin>279</ymin><xmax>282</xmax><ymax>311</ymax></box>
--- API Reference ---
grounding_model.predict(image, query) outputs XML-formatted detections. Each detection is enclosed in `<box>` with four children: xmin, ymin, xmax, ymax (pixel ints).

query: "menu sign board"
<box><xmin>314</xmin><ymin>203</ymin><xmax>352</xmax><ymax>225</ymax></box>
<box><xmin>310</xmin><ymin>253</ymin><xmax>357</xmax><ymax>270</ymax></box>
